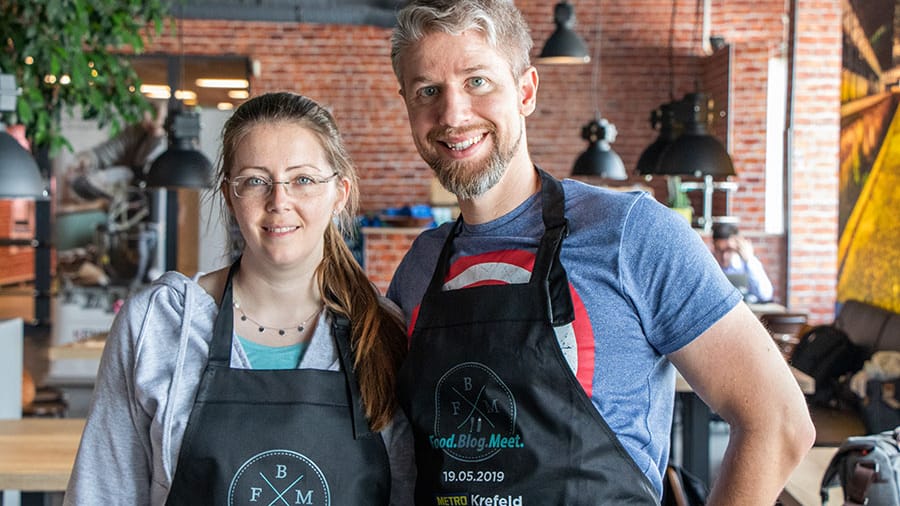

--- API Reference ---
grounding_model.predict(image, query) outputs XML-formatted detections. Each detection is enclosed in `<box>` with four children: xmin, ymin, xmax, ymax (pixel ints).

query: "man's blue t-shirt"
<box><xmin>387</xmin><ymin>178</ymin><xmax>742</xmax><ymax>496</ymax></box>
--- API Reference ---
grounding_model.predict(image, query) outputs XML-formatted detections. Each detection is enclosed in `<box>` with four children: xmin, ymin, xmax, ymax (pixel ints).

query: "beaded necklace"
<box><xmin>232</xmin><ymin>296</ymin><xmax>322</xmax><ymax>336</ymax></box>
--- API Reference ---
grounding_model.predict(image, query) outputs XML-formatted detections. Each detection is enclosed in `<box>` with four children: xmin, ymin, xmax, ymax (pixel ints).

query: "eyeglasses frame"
<box><xmin>226</xmin><ymin>171</ymin><xmax>340</xmax><ymax>199</ymax></box>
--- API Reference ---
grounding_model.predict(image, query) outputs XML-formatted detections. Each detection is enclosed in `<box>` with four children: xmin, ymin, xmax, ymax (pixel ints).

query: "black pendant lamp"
<box><xmin>572</xmin><ymin>118</ymin><xmax>626</xmax><ymax>179</ymax></box>
<box><xmin>536</xmin><ymin>1</ymin><xmax>590</xmax><ymax>64</ymax></box>
<box><xmin>635</xmin><ymin>102</ymin><xmax>680</xmax><ymax>176</ymax></box>
<box><xmin>145</xmin><ymin>109</ymin><xmax>213</xmax><ymax>188</ymax></box>
<box><xmin>656</xmin><ymin>92</ymin><xmax>734</xmax><ymax>177</ymax></box>
<box><xmin>0</xmin><ymin>131</ymin><xmax>44</xmax><ymax>198</ymax></box>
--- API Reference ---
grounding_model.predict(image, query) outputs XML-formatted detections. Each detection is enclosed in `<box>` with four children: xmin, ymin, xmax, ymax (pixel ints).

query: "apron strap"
<box><xmin>538</xmin><ymin>167</ymin><xmax>568</xmax><ymax>231</ymax></box>
<box><xmin>332</xmin><ymin>313</ymin><xmax>374</xmax><ymax>439</ymax></box>
<box><xmin>209</xmin><ymin>259</ymin><xmax>242</xmax><ymax>365</ymax></box>
<box><xmin>532</xmin><ymin>168</ymin><xmax>575</xmax><ymax>326</ymax></box>
<box><xmin>423</xmin><ymin>217</ymin><xmax>464</xmax><ymax>296</ymax></box>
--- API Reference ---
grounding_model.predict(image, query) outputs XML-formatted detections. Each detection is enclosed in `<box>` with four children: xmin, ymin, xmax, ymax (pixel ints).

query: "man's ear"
<box><xmin>518</xmin><ymin>66</ymin><xmax>539</xmax><ymax>117</ymax></box>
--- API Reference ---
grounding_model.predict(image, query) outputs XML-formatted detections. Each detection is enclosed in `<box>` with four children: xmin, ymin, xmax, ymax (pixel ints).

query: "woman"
<box><xmin>64</xmin><ymin>92</ymin><xmax>413</xmax><ymax>505</ymax></box>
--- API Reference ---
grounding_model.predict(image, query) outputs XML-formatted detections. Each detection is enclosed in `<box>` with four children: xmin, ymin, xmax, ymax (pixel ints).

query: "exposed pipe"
<box><xmin>701</xmin><ymin>0</ymin><xmax>712</xmax><ymax>55</ymax></box>
<box><xmin>784</xmin><ymin>0</ymin><xmax>797</xmax><ymax>307</ymax></box>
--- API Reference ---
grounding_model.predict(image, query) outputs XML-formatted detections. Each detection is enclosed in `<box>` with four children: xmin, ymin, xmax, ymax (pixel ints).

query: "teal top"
<box><xmin>236</xmin><ymin>334</ymin><xmax>308</xmax><ymax>370</ymax></box>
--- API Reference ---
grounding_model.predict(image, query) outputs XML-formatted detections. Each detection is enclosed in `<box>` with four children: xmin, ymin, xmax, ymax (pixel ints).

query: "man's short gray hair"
<box><xmin>390</xmin><ymin>0</ymin><xmax>533</xmax><ymax>84</ymax></box>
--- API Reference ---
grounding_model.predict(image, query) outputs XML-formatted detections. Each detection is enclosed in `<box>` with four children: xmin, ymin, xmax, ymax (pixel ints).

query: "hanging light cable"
<box><xmin>656</xmin><ymin>0</ymin><xmax>734</xmax><ymax>178</ymax></box>
<box><xmin>145</xmin><ymin>11</ymin><xmax>212</xmax><ymax>189</ymax></box>
<box><xmin>571</xmin><ymin>0</ymin><xmax>626</xmax><ymax>179</ymax></box>
<box><xmin>634</xmin><ymin>0</ymin><xmax>680</xmax><ymax>176</ymax></box>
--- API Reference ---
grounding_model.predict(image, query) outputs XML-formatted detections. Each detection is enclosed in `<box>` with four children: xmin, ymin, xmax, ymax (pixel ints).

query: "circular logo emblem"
<box><xmin>434</xmin><ymin>362</ymin><xmax>517</xmax><ymax>462</ymax></box>
<box><xmin>228</xmin><ymin>450</ymin><xmax>330</xmax><ymax>506</ymax></box>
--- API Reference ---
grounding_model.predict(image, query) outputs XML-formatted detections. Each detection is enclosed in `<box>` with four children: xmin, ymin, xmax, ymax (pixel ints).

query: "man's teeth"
<box><xmin>268</xmin><ymin>226</ymin><xmax>296</xmax><ymax>233</ymax></box>
<box><xmin>447</xmin><ymin>135</ymin><xmax>482</xmax><ymax>151</ymax></box>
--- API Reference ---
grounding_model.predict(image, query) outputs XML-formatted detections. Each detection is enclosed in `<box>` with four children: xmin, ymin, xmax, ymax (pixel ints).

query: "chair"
<box><xmin>759</xmin><ymin>312</ymin><xmax>808</xmax><ymax>359</ymax></box>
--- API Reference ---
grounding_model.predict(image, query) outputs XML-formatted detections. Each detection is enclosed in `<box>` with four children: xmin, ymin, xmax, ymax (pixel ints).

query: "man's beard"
<box><xmin>424</xmin><ymin>124</ymin><xmax>522</xmax><ymax>200</ymax></box>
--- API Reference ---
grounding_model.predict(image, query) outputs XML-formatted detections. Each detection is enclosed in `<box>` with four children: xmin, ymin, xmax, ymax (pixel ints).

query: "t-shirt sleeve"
<box><xmin>386</xmin><ymin>228</ymin><xmax>448</xmax><ymax>328</ymax></box>
<box><xmin>619</xmin><ymin>194</ymin><xmax>742</xmax><ymax>355</ymax></box>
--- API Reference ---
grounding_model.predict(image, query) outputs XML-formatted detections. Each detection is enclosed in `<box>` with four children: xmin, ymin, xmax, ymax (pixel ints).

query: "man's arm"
<box><xmin>668</xmin><ymin>302</ymin><xmax>815</xmax><ymax>505</ymax></box>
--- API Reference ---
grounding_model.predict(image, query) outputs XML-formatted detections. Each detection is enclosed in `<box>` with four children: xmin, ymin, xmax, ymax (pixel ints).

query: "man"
<box><xmin>386</xmin><ymin>0</ymin><xmax>814</xmax><ymax>504</ymax></box>
<box><xmin>63</xmin><ymin>99</ymin><xmax>168</xmax><ymax>202</ymax></box>
<box><xmin>712</xmin><ymin>223</ymin><xmax>775</xmax><ymax>303</ymax></box>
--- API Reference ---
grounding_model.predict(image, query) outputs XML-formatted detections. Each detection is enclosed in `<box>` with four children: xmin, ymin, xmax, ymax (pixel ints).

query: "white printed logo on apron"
<box><xmin>228</xmin><ymin>450</ymin><xmax>330</xmax><ymax>505</ymax></box>
<box><xmin>432</xmin><ymin>362</ymin><xmax>522</xmax><ymax>462</ymax></box>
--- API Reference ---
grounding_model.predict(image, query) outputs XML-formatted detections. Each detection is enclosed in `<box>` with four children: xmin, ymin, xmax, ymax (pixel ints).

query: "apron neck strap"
<box><xmin>331</xmin><ymin>314</ymin><xmax>374</xmax><ymax>439</ymax></box>
<box><xmin>209</xmin><ymin>258</ymin><xmax>242</xmax><ymax>365</ymax></box>
<box><xmin>531</xmin><ymin>168</ymin><xmax>574</xmax><ymax>326</ymax></box>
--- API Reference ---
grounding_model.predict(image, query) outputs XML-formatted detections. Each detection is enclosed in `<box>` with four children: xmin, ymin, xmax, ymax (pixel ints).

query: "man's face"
<box><xmin>713</xmin><ymin>237</ymin><xmax>737</xmax><ymax>267</ymax></box>
<box><xmin>397</xmin><ymin>29</ymin><xmax>536</xmax><ymax>200</ymax></box>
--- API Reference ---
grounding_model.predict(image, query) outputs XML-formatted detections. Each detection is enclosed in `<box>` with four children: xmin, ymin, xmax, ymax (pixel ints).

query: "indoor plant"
<box><xmin>667</xmin><ymin>175</ymin><xmax>694</xmax><ymax>224</ymax></box>
<box><xmin>0</xmin><ymin>0</ymin><xmax>170</xmax><ymax>157</ymax></box>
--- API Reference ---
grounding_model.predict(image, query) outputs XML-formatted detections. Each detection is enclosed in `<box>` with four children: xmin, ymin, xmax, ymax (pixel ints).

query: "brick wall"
<box><xmin>362</xmin><ymin>228</ymin><xmax>421</xmax><ymax>294</ymax></box>
<box><xmin>141</xmin><ymin>0</ymin><xmax>841</xmax><ymax>320</ymax></box>
<box><xmin>787</xmin><ymin>0</ymin><xmax>842</xmax><ymax>323</ymax></box>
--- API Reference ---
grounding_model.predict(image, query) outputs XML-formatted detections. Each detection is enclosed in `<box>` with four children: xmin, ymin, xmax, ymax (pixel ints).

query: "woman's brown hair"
<box><xmin>216</xmin><ymin>92</ymin><xmax>407</xmax><ymax>430</ymax></box>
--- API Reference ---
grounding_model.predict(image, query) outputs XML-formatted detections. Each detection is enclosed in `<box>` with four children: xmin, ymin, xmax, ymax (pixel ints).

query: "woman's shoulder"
<box><xmin>196</xmin><ymin>266</ymin><xmax>230</xmax><ymax>306</ymax></box>
<box><xmin>122</xmin><ymin>270</ymin><xmax>217</xmax><ymax>323</ymax></box>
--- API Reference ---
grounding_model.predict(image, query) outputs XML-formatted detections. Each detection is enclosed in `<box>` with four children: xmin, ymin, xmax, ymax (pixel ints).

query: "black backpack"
<box><xmin>662</xmin><ymin>464</ymin><xmax>708</xmax><ymax>506</ymax></box>
<box><xmin>821</xmin><ymin>427</ymin><xmax>900</xmax><ymax>505</ymax></box>
<box><xmin>791</xmin><ymin>324</ymin><xmax>870</xmax><ymax>407</ymax></box>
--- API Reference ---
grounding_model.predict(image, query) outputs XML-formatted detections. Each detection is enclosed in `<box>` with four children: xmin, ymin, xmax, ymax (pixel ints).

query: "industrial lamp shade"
<box><xmin>0</xmin><ymin>131</ymin><xmax>45</xmax><ymax>198</ymax></box>
<box><xmin>635</xmin><ymin>102</ymin><xmax>680</xmax><ymax>176</ymax></box>
<box><xmin>146</xmin><ymin>147</ymin><xmax>213</xmax><ymax>188</ymax></box>
<box><xmin>145</xmin><ymin>110</ymin><xmax>213</xmax><ymax>188</ymax></box>
<box><xmin>572</xmin><ymin>119</ymin><xmax>626</xmax><ymax>179</ymax></box>
<box><xmin>536</xmin><ymin>1</ymin><xmax>590</xmax><ymax>64</ymax></box>
<box><xmin>656</xmin><ymin>93</ymin><xmax>735</xmax><ymax>177</ymax></box>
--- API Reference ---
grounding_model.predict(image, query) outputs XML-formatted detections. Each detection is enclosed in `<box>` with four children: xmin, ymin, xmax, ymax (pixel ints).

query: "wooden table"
<box><xmin>780</xmin><ymin>446</ymin><xmax>841</xmax><ymax>506</ymax></box>
<box><xmin>0</xmin><ymin>418</ymin><xmax>85</xmax><ymax>491</ymax></box>
<box><xmin>747</xmin><ymin>302</ymin><xmax>788</xmax><ymax>317</ymax></box>
<box><xmin>47</xmin><ymin>334</ymin><xmax>106</xmax><ymax>361</ymax></box>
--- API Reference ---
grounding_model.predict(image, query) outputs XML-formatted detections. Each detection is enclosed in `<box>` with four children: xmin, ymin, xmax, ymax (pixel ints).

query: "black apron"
<box><xmin>397</xmin><ymin>169</ymin><xmax>659</xmax><ymax>505</ymax></box>
<box><xmin>166</xmin><ymin>261</ymin><xmax>390</xmax><ymax>505</ymax></box>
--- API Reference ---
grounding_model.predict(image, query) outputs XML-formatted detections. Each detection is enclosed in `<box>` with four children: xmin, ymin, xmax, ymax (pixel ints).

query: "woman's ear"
<box><xmin>335</xmin><ymin>175</ymin><xmax>351</xmax><ymax>214</ymax></box>
<box><xmin>221</xmin><ymin>179</ymin><xmax>235</xmax><ymax>214</ymax></box>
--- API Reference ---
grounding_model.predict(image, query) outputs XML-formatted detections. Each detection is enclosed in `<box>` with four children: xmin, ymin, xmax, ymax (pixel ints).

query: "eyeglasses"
<box><xmin>228</xmin><ymin>172</ymin><xmax>340</xmax><ymax>199</ymax></box>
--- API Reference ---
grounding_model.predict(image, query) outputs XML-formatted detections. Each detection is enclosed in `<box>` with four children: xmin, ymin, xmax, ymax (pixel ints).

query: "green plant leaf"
<box><xmin>1</xmin><ymin>0</ymin><xmax>169</xmax><ymax>155</ymax></box>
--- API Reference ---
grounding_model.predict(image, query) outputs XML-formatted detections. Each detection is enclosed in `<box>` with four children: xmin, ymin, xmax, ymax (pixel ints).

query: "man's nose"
<box><xmin>437</xmin><ymin>87</ymin><xmax>472</xmax><ymax>127</ymax></box>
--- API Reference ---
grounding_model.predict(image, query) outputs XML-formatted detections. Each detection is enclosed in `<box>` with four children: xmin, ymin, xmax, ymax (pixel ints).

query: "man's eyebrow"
<box><xmin>406</xmin><ymin>65</ymin><xmax>494</xmax><ymax>87</ymax></box>
<box><xmin>407</xmin><ymin>75</ymin><xmax>434</xmax><ymax>87</ymax></box>
<box><xmin>462</xmin><ymin>64</ymin><xmax>491</xmax><ymax>74</ymax></box>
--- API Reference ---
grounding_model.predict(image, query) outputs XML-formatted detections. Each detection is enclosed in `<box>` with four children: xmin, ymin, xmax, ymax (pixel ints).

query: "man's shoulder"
<box><xmin>561</xmin><ymin>178</ymin><xmax>654</xmax><ymax>209</ymax></box>
<box><xmin>406</xmin><ymin>222</ymin><xmax>454</xmax><ymax>254</ymax></box>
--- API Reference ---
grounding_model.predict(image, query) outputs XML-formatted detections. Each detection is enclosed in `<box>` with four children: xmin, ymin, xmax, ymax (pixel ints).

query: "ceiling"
<box><xmin>175</xmin><ymin>0</ymin><xmax>408</xmax><ymax>28</ymax></box>
<box><xmin>132</xmin><ymin>1</ymin><xmax>409</xmax><ymax>109</ymax></box>
<box><xmin>131</xmin><ymin>55</ymin><xmax>252</xmax><ymax>110</ymax></box>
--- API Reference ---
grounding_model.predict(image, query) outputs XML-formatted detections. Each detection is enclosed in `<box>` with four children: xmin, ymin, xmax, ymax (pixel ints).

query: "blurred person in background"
<box><xmin>712</xmin><ymin>222</ymin><xmax>774</xmax><ymax>303</ymax></box>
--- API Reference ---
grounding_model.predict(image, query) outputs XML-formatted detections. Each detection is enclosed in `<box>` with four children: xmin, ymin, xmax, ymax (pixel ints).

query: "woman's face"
<box><xmin>224</xmin><ymin>122</ymin><xmax>349</xmax><ymax>271</ymax></box>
